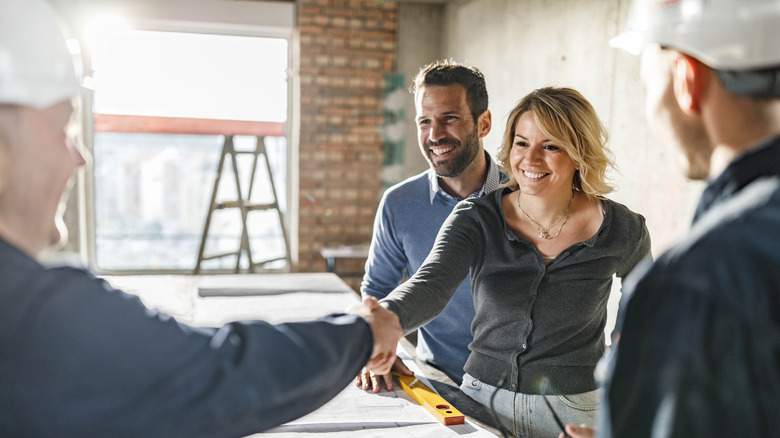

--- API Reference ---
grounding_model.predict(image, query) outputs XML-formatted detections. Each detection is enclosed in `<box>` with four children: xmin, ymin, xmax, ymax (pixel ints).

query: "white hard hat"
<box><xmin>0</xmin><ymin>0</ymin><xmax>84</xmax><ymax>108</ymax></box>
<box><xmin>610</xmin><ymin>0</ymin><xmax>780</xmax><ymax>71</ymax></box>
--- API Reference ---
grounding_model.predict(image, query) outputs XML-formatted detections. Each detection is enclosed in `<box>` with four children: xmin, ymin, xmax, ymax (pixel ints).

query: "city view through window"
<box><xmin>91</xmin><ymin>30</ymin><xmax>289</xmax><ymax>271</ymax></box>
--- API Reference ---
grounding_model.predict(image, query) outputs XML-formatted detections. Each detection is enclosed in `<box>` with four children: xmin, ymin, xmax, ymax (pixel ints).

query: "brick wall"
<box><xmin>297</xmin><ymin>0</ymin><xmax>397</xmax><ymax>291</ymax></box>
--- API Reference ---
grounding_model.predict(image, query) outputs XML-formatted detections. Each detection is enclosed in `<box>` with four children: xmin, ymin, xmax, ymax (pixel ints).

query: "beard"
<box><xmin>426</xmin><ymin>123</ymin><xmax>481</xmax><ymax>178</ymax></box>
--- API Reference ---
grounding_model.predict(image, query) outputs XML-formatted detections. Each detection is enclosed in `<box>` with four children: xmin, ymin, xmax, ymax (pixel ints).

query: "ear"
<box><xmin>477</xmin><ymin>109</ymin><xmax>492</xmax><ymax>138</ymax></box>
<box><xmin>671</xmin><ymin>53</ymin><xmax>707</xmax><ymax>115</ymax></box>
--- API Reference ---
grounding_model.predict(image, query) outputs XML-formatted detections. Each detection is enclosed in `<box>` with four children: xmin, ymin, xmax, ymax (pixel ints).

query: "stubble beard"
<box><xmin>428</xmin><ymin>124</ymin><xmax>480</xmax><ymax>178</ymax></box>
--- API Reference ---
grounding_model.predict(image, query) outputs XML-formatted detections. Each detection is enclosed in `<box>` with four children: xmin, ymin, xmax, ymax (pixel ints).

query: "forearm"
<box><xmin>13</xmin><ymin>272</ymin><xmax>374</xmax><ymax>437</ymax></box>
<box><xmin>173</xmin><ymin>315</ymin><xmax>373</xmax><ymax>436</ymax></box>
<box><xmin>381</xmin><ymin>259</ymin><xmax>468</xmax><ymax>334</ymax></box>
<box><xmin>381</xmin><ymin>209</ymin><xmax>477</xmax><ymax>333</ymax></box>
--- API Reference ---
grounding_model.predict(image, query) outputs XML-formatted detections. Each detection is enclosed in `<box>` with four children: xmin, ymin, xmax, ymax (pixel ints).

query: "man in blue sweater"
<box><xmin>358</xmin><ymin>60</ymin><xmax>503</xmax><ymax>391</ymax></box>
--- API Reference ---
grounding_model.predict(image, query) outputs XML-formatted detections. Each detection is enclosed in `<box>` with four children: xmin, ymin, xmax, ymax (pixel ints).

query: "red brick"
<box><xmin>297</xmin><ymin>0</ymin><xmax>397</xmax><ymax>273</ymax></box>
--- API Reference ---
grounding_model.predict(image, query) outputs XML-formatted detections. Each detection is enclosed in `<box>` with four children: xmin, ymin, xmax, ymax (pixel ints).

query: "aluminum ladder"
<box><xmin>194</xmin><ymin>135</ymin><xmax>291</xmax><ymax>273</ymax></box>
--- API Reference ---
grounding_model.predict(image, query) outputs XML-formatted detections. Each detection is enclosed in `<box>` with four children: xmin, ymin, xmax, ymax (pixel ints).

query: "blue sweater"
<box><xmin>361</xmin><ymin>156</ymin><xmax>502</xmax><ymax>383</ymax></box>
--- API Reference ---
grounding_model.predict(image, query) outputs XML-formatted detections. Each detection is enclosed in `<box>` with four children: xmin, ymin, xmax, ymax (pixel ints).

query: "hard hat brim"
<box><xmin>0</xmin><ymin>81</ymin><xmax>88</xmax><ymax>110</ymax></box>
<box><xmin>609</xmin><ymin>30</ymin><xmax>644</xmax><ymax>57</ymax></box>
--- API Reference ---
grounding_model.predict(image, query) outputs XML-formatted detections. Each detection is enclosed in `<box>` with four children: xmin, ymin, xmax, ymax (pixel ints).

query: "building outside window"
<box><xmin>90</xmin><ymin>28</ymin><xmax>290</xmax><ymax>272</ymax></box>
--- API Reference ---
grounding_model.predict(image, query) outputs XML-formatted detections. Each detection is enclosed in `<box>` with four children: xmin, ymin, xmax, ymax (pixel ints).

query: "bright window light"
<box><xmin>91</xmin><ymin>30</ymin><xmax>289</xmax><ymax>272</ymax></box>
<box><xmin>92</xmin><ymin>30</ymin><xmax>288</xmax><ymax>122</ymax></box>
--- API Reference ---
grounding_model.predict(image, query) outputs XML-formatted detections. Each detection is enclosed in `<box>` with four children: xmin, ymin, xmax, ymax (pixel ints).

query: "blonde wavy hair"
<box><xmin>497</xmin><ymin>87</ymin><xmax>615</xmax><ymax>198</ymax></box>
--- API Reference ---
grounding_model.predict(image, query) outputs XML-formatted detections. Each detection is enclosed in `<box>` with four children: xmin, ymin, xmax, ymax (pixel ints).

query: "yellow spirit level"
<box><xmin>394</xmin><ymin>373</ymin><xmax>465</xmax><ymax>426</ymax></box>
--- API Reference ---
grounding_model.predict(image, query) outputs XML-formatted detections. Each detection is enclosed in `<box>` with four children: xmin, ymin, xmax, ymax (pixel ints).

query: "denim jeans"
<box><xmin>460</xmin><ymin>373</ymin><xmax>599</xmax><ymax>438</ymax></box>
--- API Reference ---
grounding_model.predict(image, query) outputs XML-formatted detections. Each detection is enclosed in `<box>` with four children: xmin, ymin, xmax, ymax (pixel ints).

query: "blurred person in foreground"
<box><xmin>561</xmin><ymin>0</ymin><xmax>780</xmax><ymax>437</ymax></box>
<box><xmin>0</xmin><ymin>0</ymin><xmax>400</xmax><ymax>436</ymax></box>
<box><xmin>360</xmin><ymin>86</ymin><xmax>651</xmax><ymax>437</ymax></box>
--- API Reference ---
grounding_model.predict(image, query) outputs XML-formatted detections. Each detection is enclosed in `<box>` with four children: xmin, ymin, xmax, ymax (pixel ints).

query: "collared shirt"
<box><xmin>428</xmin><ymin>150</ymin><xmax>504</xmax><ymax>204</ymax></box>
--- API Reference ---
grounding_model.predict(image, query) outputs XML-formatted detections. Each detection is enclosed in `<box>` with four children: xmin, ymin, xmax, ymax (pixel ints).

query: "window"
<box><xmin>90</xmin><ymin>29</ymin><xmax>289</xmax><ymax>271</ymax></box>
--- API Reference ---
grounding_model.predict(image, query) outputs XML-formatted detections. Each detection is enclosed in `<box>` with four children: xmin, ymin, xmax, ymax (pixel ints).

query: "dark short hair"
<box><xmin>715</xmin><ymin>67</ymin><xmax>780</xmax><ymax>98</ymax></box>
<box><xmin>410</xmin><ymin>59</ymin><xmax>488</xmax><ymax>123</ymax></box>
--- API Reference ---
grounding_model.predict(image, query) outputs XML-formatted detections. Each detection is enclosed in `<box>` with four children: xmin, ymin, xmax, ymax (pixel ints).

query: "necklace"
<box><xmin>517</xmin><ymin>192</ymin><xmax>575</xmax><ymax>240</ymax></box>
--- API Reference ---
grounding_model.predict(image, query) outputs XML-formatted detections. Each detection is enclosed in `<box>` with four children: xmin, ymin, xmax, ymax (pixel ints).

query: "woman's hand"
<box><xmin>347</xmin><ymin>297</ymin><xmax>403</xmax><ymax>375</ymax></box>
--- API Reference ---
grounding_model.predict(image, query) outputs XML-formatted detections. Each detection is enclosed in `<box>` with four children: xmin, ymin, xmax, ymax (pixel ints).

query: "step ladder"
<box><xmin>194</xmin><ymin>135</ymin><xmax>291</xmax><ymax>274</ymax></box>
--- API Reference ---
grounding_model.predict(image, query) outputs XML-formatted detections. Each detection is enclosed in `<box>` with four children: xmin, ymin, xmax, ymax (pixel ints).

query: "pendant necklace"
<box><xmin>517</xmin><ymin>192</ymin><xmax>575</xmax><ymax>240</ymax></box>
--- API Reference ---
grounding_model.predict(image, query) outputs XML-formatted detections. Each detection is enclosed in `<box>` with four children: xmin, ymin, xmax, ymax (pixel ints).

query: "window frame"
<box><xmin>76</xmin><ymin>0</ymin><xmax>298</xmax><ymax>274</ymax></box>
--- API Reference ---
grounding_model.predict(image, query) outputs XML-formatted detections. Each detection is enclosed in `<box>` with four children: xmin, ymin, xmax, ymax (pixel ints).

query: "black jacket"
<box><xmin>600</xmin><ymin>136</ymin><xmax>780</xmax><ymax>438</ymax></box>
<box><xmin>0</xmin><ymin>238</ymin><xmax>372</xmax><ymax>437</ymax></box>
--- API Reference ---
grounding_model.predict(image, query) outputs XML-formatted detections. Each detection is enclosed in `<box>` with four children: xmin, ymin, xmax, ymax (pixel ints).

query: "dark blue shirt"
<box><xmin>601</xmin><ymin>135</ymin><xmax>780</xmax><ymax>438</ymax></box>
<box><xmin>0</xmin><ymin>238</ymin><xmax>372</xmax><ymax>437</ymax></box>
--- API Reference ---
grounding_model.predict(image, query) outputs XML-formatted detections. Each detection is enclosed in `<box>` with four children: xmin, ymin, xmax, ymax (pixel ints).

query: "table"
<box><xmin>102</xmin><ymin>273</ymin><xmax>500</xmax><ymax>437</ymax></box>
<box><xmin>319</xmin><ymin>244</ymin><xmax>370</xmax><ymax>274</ymax></box>
<box><xmin>102</xmin><ymin>273</ymin><xmax>358</xmax><ymax>327</ymax></box>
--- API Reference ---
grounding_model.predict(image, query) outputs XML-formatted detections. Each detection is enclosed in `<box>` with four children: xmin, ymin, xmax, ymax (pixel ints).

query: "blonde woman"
<box><xmin>359</xmin><ymin>87</ymin><xmax>651</xmax><ymax>437</ymax></box>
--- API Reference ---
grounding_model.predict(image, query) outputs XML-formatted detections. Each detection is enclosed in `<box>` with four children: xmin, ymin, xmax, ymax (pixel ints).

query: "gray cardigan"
<box><xmin>382</xmin><ymin>188</ymin><xmax>651</xmax><ymax>395</ymax></box>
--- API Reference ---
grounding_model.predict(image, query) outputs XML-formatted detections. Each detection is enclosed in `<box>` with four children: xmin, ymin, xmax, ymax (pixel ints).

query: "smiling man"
<box><xmin>358</xmin><ymin>60</ymin><xmax>503</xmax><ymax>391</ymax></box>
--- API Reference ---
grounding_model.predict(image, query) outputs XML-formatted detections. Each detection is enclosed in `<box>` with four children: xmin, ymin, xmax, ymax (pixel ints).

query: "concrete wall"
<box><xmin>396</xmin><ymin>3</ymin><xmax>444</xmax><ymax>178</ymax></box>
<box><xmin>398</xmin><ymin>0</ymin><xmax>704</xmax><ymax>255</ymax></box>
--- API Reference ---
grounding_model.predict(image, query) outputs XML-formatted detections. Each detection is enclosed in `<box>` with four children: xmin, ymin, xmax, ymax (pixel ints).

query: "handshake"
<box><xmin>347</xmin><ymin>297</ymin><xmax>404</xmax><ymax>375</ymax></box>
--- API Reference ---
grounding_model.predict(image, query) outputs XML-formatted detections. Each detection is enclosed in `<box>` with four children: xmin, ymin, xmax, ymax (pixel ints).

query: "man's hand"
<box><xmin>356</xmin><ymin>356</ymin><xmax>414</xmax><ymax>392</ymax></box>
<box><xmin>347</xmin><ymin>296</ymin><xmax>403</xmax><ymax>375</ymax></box>
<box><xmin>559</xmin><ymin>424</ymin><xmax>595</xmax><ymax>438</ymax></box>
